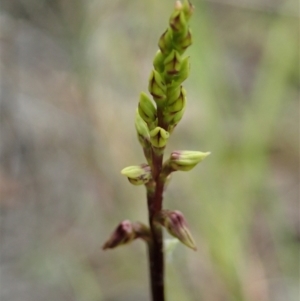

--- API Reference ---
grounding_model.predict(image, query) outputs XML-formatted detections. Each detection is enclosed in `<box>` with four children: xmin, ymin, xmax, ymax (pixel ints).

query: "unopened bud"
<box><xmin>121</xmin><ymin>164</ymin><xmax>152</xmax><ymax>185</ymax></box>
<box><xmin>155</xmin><ymin>210</ymin><xmax>197</xmax><ymax>250</ymax></box>
<box><xmin>168</xmin><ymin>86</ymin><xmax>181</xmax><ymax>105</ymax></box>
<box><xmin>164</xmin><ymin>50</ymin><xmax>182</xmax><ymax>75</ymax></box>
<box><xmin>175</xmin><ymin>29</ymin><xmax>192</xmax><ymax>54</ymax></box>
<box><xmin>148</xmin><ymin>70</ymin><xmax>167</xmax><ymax>102</ymax></box>
<box><xmin>138</xmin><ymin>92</ymin><xmax>157</xmax><ymax>124</ymax></box>
<box><xmin>169</xmin><ymin>106</ymin><xmax>185</xmax><ymax>126</ymax></box>
<box><xmin>135</xmin><ymin>109</ymin><xmax>150</xmax><ymax>147</ymax></box>
<box><xmin>153</xmin><ymin>50</ymin><xmax>165</xmax><ymax>73</ymax></box>
<box><xmin>170</xmin><ymin>150</ymin><xmax>210</xmax><ymax>171</ymax></box>
<box><xmin>169</xmin><ymin>10</ymin><xmax>187</xmax><ymax>34</ymax></box>
<box><xmin>102</xmin><ymin>220</ymin><xmax>135</xmax><ymax>249</ymax></box>
<box><xmin>150</xmin><ymin>127</ymin><xmax>170</xmax><ymax>148</ymax></box>
<box><xmin>158</xmin><ymin>28</ymin><xmax>173</xmax><ymax>54</ymax></box>
<box><xmin>175</xmin><ymin>56</ymin><xmax>190</xmax><ymax>85</ymax></box>
<box><xmin>165</xmin><ymin>87</ymin><xmax>186</xmax><ymax>113</ymax></box>
<box><xmin>103</xmin><ymin>221</ymin><xmax>151</xmax><ymax>250</ymax></box>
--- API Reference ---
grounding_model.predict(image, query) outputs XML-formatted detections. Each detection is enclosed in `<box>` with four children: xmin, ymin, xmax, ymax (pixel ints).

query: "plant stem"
<box><xmin>147</xmin><ymin>222</ymin><xmax>164</xmax><ymax>301</ymax></box>
<box><xmin>147</xmin><ymin>145</ymin><xmax>166</xmax><ymax>301</ymax></box>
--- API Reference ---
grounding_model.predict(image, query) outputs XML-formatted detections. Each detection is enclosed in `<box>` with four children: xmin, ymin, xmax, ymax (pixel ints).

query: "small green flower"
<box><xmin>164</xmin><ymin>50</ymin><xmax>182</xmax><ymax>75</ymax></box>
<box><xmin>135</xmin><ymin>110</ymin><xmax>150</xmax><ymax>147</ymax></box>
<box><xmin>169</xmin><ymin>150</ymin><xmax>210</xmax><ymax>171</ymax></box>
<box><xmin>158</xmin><ymin>27</ymin><xmax>173</xmax><ymax>54</ymax></box>
<box><xmin>168</xmin><ymin>107</ymin><xmax>185</xmax><ymax>128</ymax></box>
<box><xmin>148</xmin><ymin>70</ymin><xmax>167</xmax><ymax>102</ymax></box>
<box><xmin>153</xmin><ymin>50</ymin><xmax>165</xmax><ymax>73</ymax></box>
<box><xmin>172</xmin><ymin>56</ymin><xmax>190</xmax><ymax>86</ymax></box>
<box><xmin>175</xmin><ymin>29</ymin><xmax>192</xmax><ymax>54</ymax></box>
<box><xmin>165</xmin><ymin>87</ymin><xmax>186</xmax><ymax>113</ymax></box>
<box><xmin>121</xmin><ymin>164</ymin><xmax>152</xmax><ymax>185</ymax></box>
<box><xmin>167</xmin><ymin>86</ymin><xmax>182</xmax><ymax>104</ymax></box>
<box><xmin>138</xmin><ymin>92</ymin><xmax>157</xmax><ymax>124</ymax></box>
<box><xmin>169</xmin><ymin>9</ymin><xmax>187</xmax><ymax>34</ymax></box>
<box><xmin>150</xmin><ymin>127</ymin><xmax>170</xmax><ymax>148</ymax></box>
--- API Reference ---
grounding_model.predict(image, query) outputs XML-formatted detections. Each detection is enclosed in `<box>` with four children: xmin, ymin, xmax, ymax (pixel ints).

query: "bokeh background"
<box><xmin>0</xmin><ymin>0</ymin><xmax>299</xmax><ymax>300</ymax></box>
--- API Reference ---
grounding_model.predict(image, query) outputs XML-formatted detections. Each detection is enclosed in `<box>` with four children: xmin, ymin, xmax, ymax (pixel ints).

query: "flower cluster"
<box><xmin>103</xmin><ymin>0</ymin><xmax>210</xmax><ymax>253</ymax></box>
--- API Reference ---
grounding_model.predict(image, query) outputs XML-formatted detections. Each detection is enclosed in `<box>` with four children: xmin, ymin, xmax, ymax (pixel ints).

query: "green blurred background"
<box><xmin>0</xmin><ymin>0</ymin><xmax>299</xmax><ymax>300</ymax></box>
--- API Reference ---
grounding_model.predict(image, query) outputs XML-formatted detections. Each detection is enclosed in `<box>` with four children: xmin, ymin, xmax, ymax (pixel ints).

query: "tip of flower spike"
<box><xmin>175</xmin><ymin>1</ymin><xmax>183</xmax><ymax>10</ymax></box>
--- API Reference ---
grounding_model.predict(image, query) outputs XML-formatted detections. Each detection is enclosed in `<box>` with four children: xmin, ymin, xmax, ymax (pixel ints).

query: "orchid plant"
<box><xmin>103</xmin><ymin>1</ymin><xmax>210</xmax><ymax>300</ymax></box>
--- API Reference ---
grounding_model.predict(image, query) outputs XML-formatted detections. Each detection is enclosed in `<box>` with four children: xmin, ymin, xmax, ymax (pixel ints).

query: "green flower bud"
<box><xmin>175</xmin><ymin>29</ymin><xmax>192</xmax><ymax>54</ymax></box>
<box><xmin>168</xmin><ymin>86</ymin><xmax>185</xmax><ymax>104</ymax></box>
<box><xmin>165</xmin><ymin>87</ymin><xmax>186</xmax><ymax>113</ymax></box>
<box><xmin>169</xmin><ymin>9</ymin><xmax>187</xmax><ymax>34</ymax></box>
<box><xmin>164</xmin><ymin>50</ymin><xmax>182</xmax><ymax>75</ymax></box>
<box><xmin>138</xmin><ymin>92</ymin><xmax>157</xmax><ymax>124</ymax></box>
<box><xmin>150</xmin><ymin>127</ymin><xmax>169</xmax><ymax>148</ymax></box>
<box><xmin>175</xmin><ymin>56</ymin><xmax>190</xmax><ymax>85</ymax></box>
<box><xmin>168</xmin><ymin>106</ymin><xmax>186</xmax><ymax>129</ymax></box>
<box><xmin>167</xmin><ymin>86</ymin><xmax>181</xmax><ymax>104</ymax></box>
<box><xmin>169</xmin><ymin>150</ymin><xmax>210</xmax><ymax>171</ymax></box>
<box><xmin>148</xmin><ymin>70</ymin><xmax>167</xmax><ymax>102</ymax></box>
<box><xmin>102</xmin><ymin>220</ymin><xmax>136</xmax><ymax>250</ymax></box>
<box><xmin>158</xmin><ymin>27</ymin><xmax>173</xmax><ymax>54</ymax></box>
<box><xmin>121</xmin><ymin>164</ymin><xmax>152</xmax><ymax>185</ymax></box>
<box><xmin>135</xmin><ymin>109</ymin><xmax>150</xmax><ymax>147</ymax></box>
<box><xmin>153</xmin><ymin>50</ymin><xmax>165</xmax><ymax>73</ymax></box>
<box><xmin>166</xmin><ymin>57</ymin><xmax>190</xmax><ymax>89</ymax></box>
<box><xmin>154</xmin><ymin>210</ymin><xmax>197</xmax><ymax>251</ymax></box>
